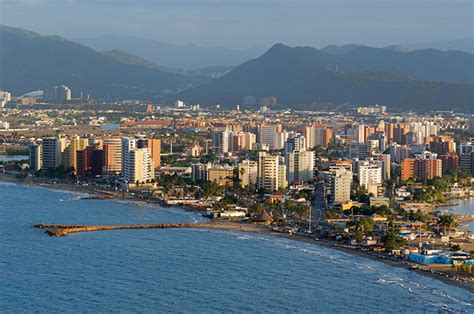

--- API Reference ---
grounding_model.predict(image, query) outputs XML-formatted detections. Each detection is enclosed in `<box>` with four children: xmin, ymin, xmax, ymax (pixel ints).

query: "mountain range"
<box><xmin>318</xmin><ymin>44</ymin><xmax>473</xmax><ymax>84</ymax></box>
<box><xmin>400</xmin><ymin>38</ymin><xmax>474</xmax><ymax>54</ymax></box>
<box><xmin>1</xmin><ymin>25</ymin><xmax>473</xmax><ymax>112</ymax></box>
<box><xmin>0</xmin><ymin>25</ymin><xmax>210</xmax><ymax>100</ymax></box>
<box><xmin>180</xmin><ymin>43</ymin><xmax>474</xmax><ymax>112</ymax></box>
<box><xmin>75</xmin><ymin>35</ymin><xmax>266</xmax><ymax>70</ymax></box>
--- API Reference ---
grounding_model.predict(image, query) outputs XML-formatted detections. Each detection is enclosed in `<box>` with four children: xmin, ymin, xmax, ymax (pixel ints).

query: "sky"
<box><xmin>0</xmin><ymin>0</ymin><xmax>472</xmax><ymax>49</ymax></box>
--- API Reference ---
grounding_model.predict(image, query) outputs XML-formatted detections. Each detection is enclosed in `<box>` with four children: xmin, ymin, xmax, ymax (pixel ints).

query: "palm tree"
<box><xmin>437</xmin><ymin>215</ymin><xmax>458</xmax><ymax>236</ymax></box>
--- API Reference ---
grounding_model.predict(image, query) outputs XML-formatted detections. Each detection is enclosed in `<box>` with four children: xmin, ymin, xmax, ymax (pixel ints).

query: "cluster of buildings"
<box><xmin>212</xmin><ymin>124</ymin><xmax>332</xmax><ymax>153</ymax></box>
<box><xmin>18</xmin><ymin>104</ymin><xmax>473</xmax><ymax>211</ymax></box>
<box><xmin>43</xmin><ymin>85</ymin><xmax>72</xmax><ymax>102</ymax></box>
<box><xmin>29</xmin><ymin>135</ymin><xmax>161</xmax><ymax>185</ymax></box>
<box><xmin>242</xmin><ymin>96</ymin><xmax>277</xmax><ymax>108</ymax></box>
<box><xmin>205</xmin><ymin>124</ymin><xmax>331</xmax><ymax>191</ymax></box>
<box><xmin>197</xmin><ymin>117</ymin><xmax>473</xmax><ymax>207</ymax></box>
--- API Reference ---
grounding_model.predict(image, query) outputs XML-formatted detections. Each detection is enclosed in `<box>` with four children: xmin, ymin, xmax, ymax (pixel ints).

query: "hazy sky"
<box><xmin>0</xmin><ymin>0</ymin><xmax>472</xmax><ymax>49</ymax></box>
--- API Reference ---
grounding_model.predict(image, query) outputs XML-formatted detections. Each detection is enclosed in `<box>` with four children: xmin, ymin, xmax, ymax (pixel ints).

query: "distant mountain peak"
<box><xmin>100</xmin><ymin>49</ymin><xmax>175</xmax><ymax>73</ymax></box>
<box><xmin>264</xmin><ymin>43</ymin><xmax>292</xmax><ymax>54</ymax></box>
<box><xmin>180</xmin><ymin>42</ymin><xmax>474</xmax><ymax>112</ymax></box>
<box><xmin>383</xmin><ymin>45</ymin><xmax>409</xmax><ymax>53</ymax></box>
<box><xmin>0</xmin><ymin>24</ymin><xmax>211</xmax><ymax>99</ymax></box>
<box><xmin>0</xmin><ymin>24</ymin><xmax>41</xmax><ymax>39</ymax></box>
<box><xmin>320</xmin><ymin>44</ymin><xmax>367</xmax><ymax>55</ymax></box>
<box><xmin>75</xmin><ymin>34</ymin><xmax>267</xmax><ymax>69</ymax></box>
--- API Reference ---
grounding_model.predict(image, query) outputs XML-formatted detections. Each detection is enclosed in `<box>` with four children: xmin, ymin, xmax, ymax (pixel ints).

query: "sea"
<box><xmin>0</xmin><ymin>182</ymin><xmax>473</xmax><ymax>312</ymax></box>
<box><xmin>441</xmin><ymin>198</ymin><xmax>474</xmax><ymax>233</ymax></box>
<box><xmin>0</xmin><ymin>155</ymin><xmax>28</xmax><ymax>162</ymax></box>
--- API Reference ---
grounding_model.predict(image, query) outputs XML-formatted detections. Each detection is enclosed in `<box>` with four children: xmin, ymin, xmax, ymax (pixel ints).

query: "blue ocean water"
<box><xmin>0</xmin><ymin>155</ymin><xmax>28</xmax><ymax>162</ymax></box>
<box><xmin>443</xmin><ymin>198</ymin><xmax>474</xmax><ymax>232</ymax></box>
<box><xmin>0</xmin><ymin>182</ymin><xmax>472</xmax><ymax>313</ymax></box>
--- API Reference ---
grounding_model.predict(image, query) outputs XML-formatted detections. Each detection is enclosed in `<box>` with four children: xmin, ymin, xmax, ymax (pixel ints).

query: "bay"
<box><xmin>0</xmin><ymin>182</ymin><xmax>472</xmax><ymax>312</ymax></box>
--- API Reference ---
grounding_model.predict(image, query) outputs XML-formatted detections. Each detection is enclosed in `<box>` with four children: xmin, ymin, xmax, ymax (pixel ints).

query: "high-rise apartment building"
<box><xmin>358</xmin><ymin>162</ymin><xmax>382</xmax><ymax>187</ymax></box>
<box><xmin>460</xmin><ymin>152</ymin><xmax>474</xmax><ymax>176</ymax></box>
<box><xmin>123</xmin><ymin>148</ymin><xmax>152</xmax><ymax>184</ymax></box>
<box><xmin>121</xmin><ymin>137</ymin><xmax>137</xmax><ymax>174</ymax></box>
<box><xmin>382</xmin><ymin>153</ymin><xmax>391</xmax><ymax>180</ymax></box>
<box><xmin>286</xmin><ymin>150</ymin><xmax>315</xmax><ymax>184</ymax></box>
<box><xmin>259</xmin><ymin>125</ymin><xmax>279</xmax><ymax>150</ymax></box>
<box><xmin>389</xmin><ymin>143</ymin><xmax>410</xmax><ymax>163</ymax></box>
<box><xmin>29</xmin><ymin>144</ymin><xmax>42</xmax><ymax>172</ymax></box>
<box><xmin>45</xmin><ymin>85</ymin><xmax>72</xmax><ymax>102</ymax></box>
<box><xmin>146</xmin><ymin>138</ymin><xmax>161</xmax><ymax>171</ymax></box>
<box><xmin>103</xmin><ymin>138</ymin><xmax>122</xmax><ymax>174</ymax></box>
<box><xmin>329</xmin><ymin>169</ymin><xmax>352</xmax><ymax>204</ymax></box>
<box><xmin>191</xmin><ymin>163</ymin><xmax>211</xmax><ymax>182</ymax></box>
<box><xmin>64</xmin><ymin>136</ymin><xmax>88</xmax><ymax>174</ymax></box>
<box><xmin>314</xmin><ymin>126</ymin><xmax>333</xmax><ymax>148</ymax></box>
<box><xmin>401</xmin><ymin>151</ymin><xmax>442</xmax><ymax>181</ymax></box>
<box><xmin>428</xmin><ymin>136</ymin><xmax>456</xmax><ymax>155</ymax></box>
<box><xmin>41</xmin><ymin>137</ymin><xmax>62</xmax><ymax>170</ymax></box>
<box><xmin>349</xmin><ymin>142</ymin><xmax>370</xmax><ymax>159</ymax></box>
<box><xmin>238</xmin><ymin>160</ymin><xmax>258</xmax><ymax>188</ymax></box>
<box><xmin>260</xmin><ymin>96</ymin><xmax>277</xmax><ymax>107</ymax></box>
<box><xmin>258</xmin><ymin>152</ymin><xmax>287</xmax><ymax>192</ymax></box>
<box><xmin>212</xmin><ymin>131</ymin><xmax>231</xmax><ymax>153</ymax></box>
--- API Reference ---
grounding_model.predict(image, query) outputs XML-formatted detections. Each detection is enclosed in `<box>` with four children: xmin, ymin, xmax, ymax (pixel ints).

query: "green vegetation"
<box><xmin>348</xmin><ymin>218</ymin><xmax>374</xmax><ymax>243</ymax></box>
<box><xmin>382</xmin><ymin>219</ymin><xmax>406</xmax><ymax>251</ymax></box>
<box><xmin>436</xmin><ymin>215</ymin><xmax>459</xmax><ymax>235</ymax></box>
<box><xmin>350</xmin><ymin>205</ymin><xmax>391</xmax><ymax>216</ymax></box>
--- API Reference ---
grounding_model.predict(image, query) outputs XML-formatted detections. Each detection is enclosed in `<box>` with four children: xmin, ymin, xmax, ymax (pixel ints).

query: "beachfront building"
<box><xmin>146</xmin><ymin>138</ymin><xmax>161</xmax><ymax>172</ymax></box>
<box><xmin>121</xmin><ymin>137</ymin><xmax>137</xmax><ymax>175</ymax></box>
<box><xmin>29</xmin><ymin>143</ymin><xmax>42</xmax><ymax>172</ymax></box>
<box><xmin>103</xmin><ymin>137</ymin><xmax>122</xmax><ymax>174</ymax></box>
<box><xmin>237</xmin><ymin>160</ymin><xmax>258</xmax><ymax>188</ymax></box>
<box><xmin>123</xmin><ymin>147</ymin><xmax>153</xmax><ymax>184</ymax></box>
<box><xmin>41</xmin><ymin>137</ymin><xmax>62</xmax><ymax>170</ymax></box>
<box><xmin>258</xmin><ymin>152</ymin><xmax>287</xmax><ymax>192</ymax></box>
<box><xmin>64</xmin><ymin>136</ymin><xmax>88</xmax><ymax>174</ymax></box>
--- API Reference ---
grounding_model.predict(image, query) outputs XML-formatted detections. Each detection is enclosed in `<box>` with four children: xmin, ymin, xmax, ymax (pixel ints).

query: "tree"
<box><xmin>349</xmin><ymin>218</ymin><xmax>374</xmax><ymax>243</ymax></box>
<box><xmin>437</xmin><ymin>215</ymin><xmax>458</xmax><ymax>235</ymax></box>
<box><xmin>451</xmin><ymin>244</ymin><xmax>461</xmax><ymax>251</ymax></box>
<box><xmin>383</xmin><ymin>220</ymin><xmax>405</xmax><ymax>251</ymax></box>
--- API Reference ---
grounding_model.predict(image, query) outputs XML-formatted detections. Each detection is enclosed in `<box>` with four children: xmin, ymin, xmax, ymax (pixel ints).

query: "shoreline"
<box><xmin>1</xmin><ymin>174</ymin><xmax>473</xmax><ymax>293</ymax></box>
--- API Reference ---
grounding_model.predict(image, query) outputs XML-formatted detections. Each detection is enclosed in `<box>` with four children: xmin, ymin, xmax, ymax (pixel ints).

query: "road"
<box><xmin>311</xmin><ymin>181</ymin><xmax>326</xmax><ymax>222</ymax></box>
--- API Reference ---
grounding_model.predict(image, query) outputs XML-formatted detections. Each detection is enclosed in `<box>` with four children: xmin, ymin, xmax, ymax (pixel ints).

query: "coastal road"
<box><xmin>311</xmin><ymin>181</ymin><xmax>326</xmax><ymax>222</ymax></box>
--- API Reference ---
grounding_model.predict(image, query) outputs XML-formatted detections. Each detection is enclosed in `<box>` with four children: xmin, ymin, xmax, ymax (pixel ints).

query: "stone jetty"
<box><xmin>454</xmin><ymin>214</ymin><xmax>474</xmax><ymax>223</ymax></box>
<box><xmin>34</xmin><ymin>222</ymin><xmax>231</xmax><ymax>237</ymax></box>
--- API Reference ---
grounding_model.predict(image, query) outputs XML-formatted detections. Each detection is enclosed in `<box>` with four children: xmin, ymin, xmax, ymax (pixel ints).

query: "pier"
<box><xmin>34</xmin><ymin>222</ymin><xmax>267</xmax><ymax>237</ymax></box>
